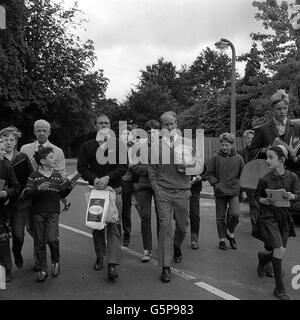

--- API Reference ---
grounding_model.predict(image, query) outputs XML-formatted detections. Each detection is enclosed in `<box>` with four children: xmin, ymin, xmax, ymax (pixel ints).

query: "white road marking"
<box><xmin>59</xmin><ymin>223</ymin><xmax>92</xmax><ymax>238</ymax></box>
<box><xmin>194</xmin><ymin>282</ymin><xmax>240</xmax><ymax>300</ymax></box>
<box><xmin>59</xmin><ymin>223</ymin><xmax>240</xmax><ymax>300</ymax></box>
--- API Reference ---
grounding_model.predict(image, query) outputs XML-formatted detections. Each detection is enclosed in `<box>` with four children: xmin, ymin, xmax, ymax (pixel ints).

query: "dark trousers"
<box><xmin>121</xmin><ymin>180</ymin><xmax>133</xmax><ymax>237</ymax></box>
<box><xmin>0</xmin><ymin>239</ymin><xmax>12</xmax><ymax>271</ymax></box>
<box><xmin>33</xmin><ymin>212</ymin><xmax>60</xmax><ymax>272</ymax></box>
<box><xmin>190</xmin><ymin>186</ymin><xmax>201</xmax><ymax>242</ymax></box>
<box><xmin>215</xmin><ymin>196</ymin><xmax>239</xmax><ymax>239</ymax></box>
<box><xmin>9</xmin><ymin>202</ymin><xmax>29</xmax><ymax>259</ymax></box>
<box><xmin>93</xmin><ymin>191</ymin><xmax>122</xmax><ymax>264</ymax></box>
<box><xmin>137</xmin><ymin>189</ymin><xmax>159</xmax><ymax>251</ymax></box>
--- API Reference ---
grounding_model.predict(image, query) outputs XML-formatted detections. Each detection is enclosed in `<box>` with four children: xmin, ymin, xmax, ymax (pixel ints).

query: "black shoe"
<box><xmin>36</xmin><ymin>271</ymin><xmax>48</xmax><ymax>283</ymax></box>
<box><xmin>174</xmin><ymin>245</ymin><xmax>182</xmax><ymax>263</ymax></box>
<box><xmin>5</xmin><ymin>269</ymin><xmax>12</xmax><ymax>283</ymax></box>
<box><xmin>273</xmin><ymin>288</ymin><xmax>292</xmax><ymax>300</ymax></box>
<box><xmin>218</xmin><ymin>241</ymin><xmax>227</xmax><ymax>250</ymax></box>
<box><xmin>108</xmin><ymin>265</ymin><xmax>118</xmax><ymax>280</ymax></box>
<box><xmin>123</xmin><ymin>235</ymin><xmax>130</xmax><ymax>247</ymax></box>
<box><xmin>14</xmin><ymin>253</ymin><xmax>24</xmax><ymax>269</ymax></box>
<box><xmin>226</xmin><ymin>235</ymin><xmax>237</xmax><ymax>249</ymax></box>
<box><xmin>93</xmin><ymin>257</ymin><xmax>103</xmax><ymax>271</ymax></box>
<box><xmin>161</xmin><ymin>267</ymin><xmax>171</xmax><ymax>283</ymax></box>
<box><xmin>51</xmin><ymin>262</ymin><xmax>60</xmax><ymax>277</ymax></box>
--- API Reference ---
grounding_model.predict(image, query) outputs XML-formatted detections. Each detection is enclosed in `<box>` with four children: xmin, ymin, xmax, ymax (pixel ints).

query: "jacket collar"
<box><xmin>269</xmin><ymin>169</ymin><xmax>289</xmax><ymax>179</ymax></box>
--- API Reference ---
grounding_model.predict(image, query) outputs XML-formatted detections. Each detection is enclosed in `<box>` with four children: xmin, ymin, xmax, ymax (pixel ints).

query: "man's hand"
<box><xmin>0</xmin><ymin>190</ymin><xmax>8</xmax><ymax>198</ymax></box>
<box><xmin>38</xmin><ymin>182</ymin><xmax>51</xmax><ymax>191</ymax></box>
<box><xmin>94</xmin><ymin>176</ymin><xmax>110</xmax><ymax>190</ymax></box>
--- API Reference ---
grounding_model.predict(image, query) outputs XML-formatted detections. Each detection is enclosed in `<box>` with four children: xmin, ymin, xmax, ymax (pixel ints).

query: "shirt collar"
<box><xmin>96</xmin><ymin>131</ymin><xmax>110</xmax><ymax>143</ymax></box>
<box><xmin>35</xmin><ymin>140</ymin><xmax>49</xmax><ymax>149</ymax></box>
<box><xmin>273</xmin><ymin>117</ymin><xmax>287</xmax><ymax>126</ymax></box>
<box><xmin>163</xmin><ymin>133</ymin><xmax>178</xmax><ymax>145</ymax></box>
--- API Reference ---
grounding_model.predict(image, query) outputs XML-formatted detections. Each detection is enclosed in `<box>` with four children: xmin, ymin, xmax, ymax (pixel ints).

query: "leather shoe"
<box><xmin>123</xmin><ymin>236</ymin><xmax>130</xmax><ymax>247</ymax></box>
<box><xmin>174</xmin><ymin>246</ymin><xmax>182</xmax><ymax>263</ymax></box>
<box><xmin>93</xmin><ymin>257</ymin><xmax>103</xmax><ymax>271</ymax></box>
<box><xmin>108</xmin><ymin>265</ymin><xmax>118</xmax><ymax>280</ymax></box>
<box><xmin>14</xmin><ymin>253</ymin><xmax>24</xmax><ymax>269</ymax></box>
<box><xmin>226</xmin><ymin>235</ymin><xmax>237</xmax><ymax>249</ymax></box>
<box><xmin>161</xmin><ymin>267</ymin><xmax>171</xmax><ymax>283</ymax></box>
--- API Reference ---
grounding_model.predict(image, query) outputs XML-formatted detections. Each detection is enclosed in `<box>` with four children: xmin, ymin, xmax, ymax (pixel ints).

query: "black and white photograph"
<box><xmin>0</xmin><ymin>0</ymin><xmax>300</xmax><ymax>306</ymax></box>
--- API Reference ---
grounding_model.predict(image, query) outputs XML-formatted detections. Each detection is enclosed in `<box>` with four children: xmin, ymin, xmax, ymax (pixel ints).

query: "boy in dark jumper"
<box><xmin>206</xmin><ymin>133</ymin><xmax>245</xmax><ymax>250</ymax></box>
<box><xmin>0</xmin><ymin>141</ymin><xmax>20</xmax><ymax>282</ymax></box>
<box><xmin>23</xmin><ymin>147</ymin><xmax>74</xmax><ymax>282</ymax></box>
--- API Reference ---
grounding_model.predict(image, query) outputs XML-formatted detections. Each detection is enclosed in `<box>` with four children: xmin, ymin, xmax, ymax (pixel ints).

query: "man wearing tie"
<box><xmin>77</xmin><ymin>114</ymin><xmax>127</xmax><ymax>280</ymax></box>
<box><xmin>20</xmin><ymin>119</ymin><xmax>69</xmax><ymax>271</ymax></box>
<box><xmin>148</xmin><ymin>111</ymin><xmax>192</xmax><ymax>283</ymax></box>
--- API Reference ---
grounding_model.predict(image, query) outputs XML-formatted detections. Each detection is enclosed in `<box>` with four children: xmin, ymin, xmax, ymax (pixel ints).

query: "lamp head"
<box><xmin>215</xmin><ymin>40</ymin><xmax>229</xmax><ymax>50</ymax></box>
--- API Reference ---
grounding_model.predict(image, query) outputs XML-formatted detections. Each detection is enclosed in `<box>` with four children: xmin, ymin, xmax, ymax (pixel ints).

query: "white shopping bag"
<box><xmin>85</xmin><ymin>189</ymin><xmax>110</xmax><ymax>230</ymax></box>
<box><xmin>0</xmin><ymin>265</ymin><xmax>5</xmax><ymax>290</ymax></box>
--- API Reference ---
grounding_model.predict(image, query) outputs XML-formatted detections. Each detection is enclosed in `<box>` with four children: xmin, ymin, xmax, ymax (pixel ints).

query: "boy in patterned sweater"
<box><xmin>23</xmin><ymin>147</ymin><xmax>74</xmax><ymax>282</ymax></box>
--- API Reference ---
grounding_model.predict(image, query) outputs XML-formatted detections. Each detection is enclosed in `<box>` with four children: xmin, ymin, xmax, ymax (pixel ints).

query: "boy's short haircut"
<box><xmin>33</xmin><ymin>146</ymin><xmax>54</xmax><ymax>166</ymax></box>
<box><xmin>145</xmin><ymin>119</ymin><xmax>160</xmax><ymax>131</ymax></box>
<box><xmin>219</xmin><ymin>132</ymin><xmax>235</xmax><ymax>144</ymax></box>
<box><xmin>243</xmin><ymin>129</ymin><xmax>255</xmax><ymax>137</ymax></box>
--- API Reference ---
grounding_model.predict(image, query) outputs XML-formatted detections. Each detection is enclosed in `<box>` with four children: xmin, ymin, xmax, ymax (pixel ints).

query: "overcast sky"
<box><xmin>61</xmin><ymin>0</ymin><xmax>292</xmax><ymax>102</ymax></box>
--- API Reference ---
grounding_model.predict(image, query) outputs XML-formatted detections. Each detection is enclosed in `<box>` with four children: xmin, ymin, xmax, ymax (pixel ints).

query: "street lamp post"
<box><xmin>215</xmin><ymin>38</ymin><xmax>236</xmax><ymax>135</ymax></box>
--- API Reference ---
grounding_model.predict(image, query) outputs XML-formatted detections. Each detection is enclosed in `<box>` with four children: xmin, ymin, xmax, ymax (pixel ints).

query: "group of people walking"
<box><xmin>0</xmin><ymin>89</ymin><xmax>298</xmax><ymax>300</ymax></box>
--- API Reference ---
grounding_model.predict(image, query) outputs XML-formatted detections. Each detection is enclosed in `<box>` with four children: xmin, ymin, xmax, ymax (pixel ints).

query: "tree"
<box><xmin>0</xmin><ymin>0</ymin><xmax>109</xmax><ymax>154</ymax></box>
<box><xmin>250</xmin><ymin>0</ymin><xmax>300</xmax><ymax>117</ymax></box>
<box><xmin>185</xmin><ymin>47</ymin><xmax>233</xmax><ymax>101</ymax></box>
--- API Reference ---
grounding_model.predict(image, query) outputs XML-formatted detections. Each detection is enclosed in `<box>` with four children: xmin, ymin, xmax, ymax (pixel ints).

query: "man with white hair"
<box><xmin>20</xmin><ymin>119</ymin><xmax>69</xmax><ymax>271</ymax></box>
<box><xmin>148</xmin><ymin>111</ymin><xmax>193</xmax><ymax>283</ymax></box>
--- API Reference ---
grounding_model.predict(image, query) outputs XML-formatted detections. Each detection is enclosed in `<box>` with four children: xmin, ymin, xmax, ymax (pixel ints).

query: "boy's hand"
<box><xmin>241</xmin><ymin>191</ymin><xmax>247</xmax><ymax>202</ymax></box>
<box><xmin>38</xmin><ymin>182</ymin><xmax>51</xmax><ymax>191</ymax></box>
<box><xmin>260</xmin><ymin>197</ymin><xmax>272</xmax><ymax>205</ymax></box>
<box><xmin>283</xmin><ymin>192</ymin><xmax>295</xmax><ymax>201</ymax></box>
<box><xmin>0</xmin><ymin>190</ymin><xmax>8</xmax><ymax>198</ymax></box>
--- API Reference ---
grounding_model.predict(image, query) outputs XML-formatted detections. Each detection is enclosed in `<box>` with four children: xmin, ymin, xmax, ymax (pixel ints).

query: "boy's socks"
<box><xmin>272</xmin><ymin>257</ymin><xmax>285</xmax><ymax>293</ymax></box>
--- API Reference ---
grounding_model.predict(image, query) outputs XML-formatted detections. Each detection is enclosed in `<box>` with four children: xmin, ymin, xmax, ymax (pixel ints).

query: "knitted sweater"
<box><xmin>206</xmin><ymin>149</ymin><xmax>245</xmax><ymax>197</ymax></box>
<box><xmin>24</xmin><ymin>171</ymin><xmax>72</xmax><ymax>215</ymax></box>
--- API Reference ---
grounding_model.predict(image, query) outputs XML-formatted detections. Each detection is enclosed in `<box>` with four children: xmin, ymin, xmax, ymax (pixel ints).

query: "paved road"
<box><xmin>1</xmin><ymin>182</ymin><xmax>299</xmax><ymax>300</ymax></box>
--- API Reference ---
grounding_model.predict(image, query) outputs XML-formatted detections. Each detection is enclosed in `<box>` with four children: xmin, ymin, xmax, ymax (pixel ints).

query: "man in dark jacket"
<box><xmin>77</xmin><ymin>114</ymin><xmax>127</xmax><ymax>280</ymax></box>
<box><xmin>0</xmin><ymin>141</ymin><xmax>20</xmax><ymax>282</ymax></box>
